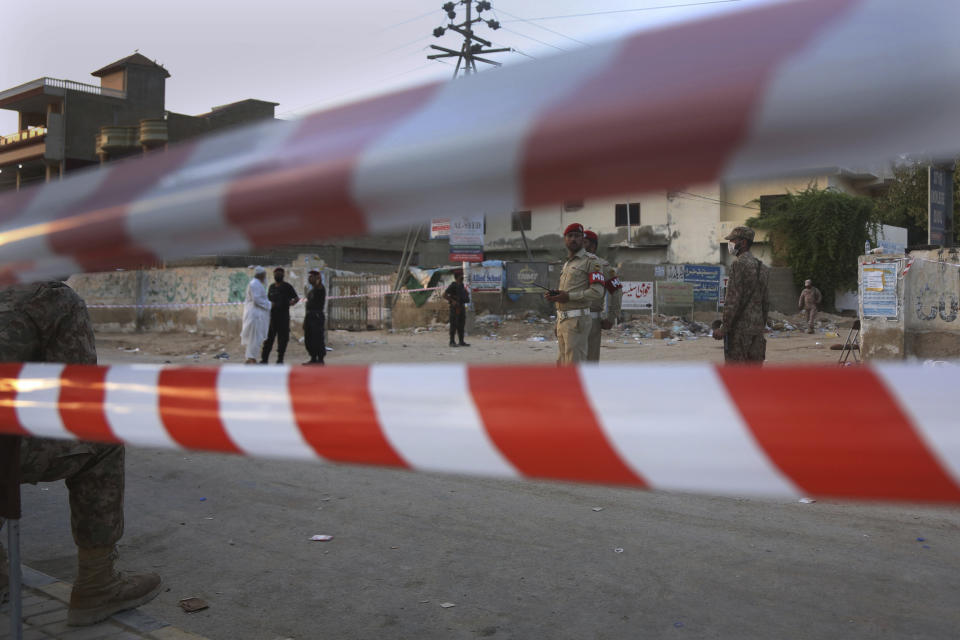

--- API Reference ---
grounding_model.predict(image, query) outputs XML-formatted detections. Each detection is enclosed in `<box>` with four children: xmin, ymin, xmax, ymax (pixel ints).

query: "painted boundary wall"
<box><xmin>904</xmin><ymin>249</ymin><xmax>960</xmax><ymax>358</ymax></box>
<box><xmin>67</xmin><ymin>263</ymin><xmax>314</xmax><ymax>336</ymax></box>
<box><xmin>859</xmin><ymin>250</ymin><xmax>960</xmax><ymax>360</ymax></box>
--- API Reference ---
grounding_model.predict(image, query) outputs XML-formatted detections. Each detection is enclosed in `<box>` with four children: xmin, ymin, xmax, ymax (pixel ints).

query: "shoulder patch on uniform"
<box><xmin>589</xmin><ymin>271</ymin><xmax>605</xmax><ymax>284</ymax></box>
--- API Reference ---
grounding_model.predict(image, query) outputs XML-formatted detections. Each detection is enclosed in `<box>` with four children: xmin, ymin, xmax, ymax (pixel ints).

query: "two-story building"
<box><xmin>0</xmin><ymin>53</ymin><xmax>277</xmax><ymax>192</ymax></box>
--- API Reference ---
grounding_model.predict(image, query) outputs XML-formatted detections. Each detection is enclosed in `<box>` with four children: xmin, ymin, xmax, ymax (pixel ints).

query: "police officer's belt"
<box><xmin>556</xmin><ymin>308</ymin><xmax>591</xmax><ymax>320</ymax></box>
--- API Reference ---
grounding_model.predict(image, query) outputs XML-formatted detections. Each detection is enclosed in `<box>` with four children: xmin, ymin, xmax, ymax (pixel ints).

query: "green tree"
<box><xmin>875</xmin><ymin>160</ymin><xmax>960</xmax><ymax>246</ymax></box>
<box><xmin>746</xmin><ymin>187</ymin><xmax>878</xmax><ymax>311</ymax></box>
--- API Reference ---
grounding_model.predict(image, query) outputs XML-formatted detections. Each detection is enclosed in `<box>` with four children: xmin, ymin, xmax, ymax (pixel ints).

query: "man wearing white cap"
<box><xmin>241</xmin><ymin>266</ymin><xmax>272</xmax><ymax>364</ymax></box>
<box><xmin>798</xmin><ymin>279</ymin><xmax>822</xmax><ymax>334</ymax></box>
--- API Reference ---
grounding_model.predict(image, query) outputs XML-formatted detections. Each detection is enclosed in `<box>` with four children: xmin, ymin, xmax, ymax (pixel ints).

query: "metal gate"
<box><xmin>327</xmin><ymin>274</ymin><xmax>392</xmax><ymax>330</ymax></box>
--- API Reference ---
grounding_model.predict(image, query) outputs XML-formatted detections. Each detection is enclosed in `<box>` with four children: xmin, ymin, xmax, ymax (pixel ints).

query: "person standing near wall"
<box><xmin>241</xmin><ymin>266</ymin><xmax>271</xmax><ymax>364</ymax></box>
<box><xmin>443</xmin><ymin>269</ymin><xmax>470</xmax><ymax>347</ymax></box>
<box><xmin>583</xmin><ymin>230</ymin><xmax>623</xmax><ymax>362</ymax></box>
<box><xmin>798</xmin><ymin>279</ymin><xmax>822</xmax><ymax>334</ymax></box>
<box><xmin>0</xmin><ymin>281</ymin><xmax>161</xmax><ymax>626</ymax></box>
<box><xmin>713</xmin><ymin>226</ymin><xmax>770</xmax><ymax>363</ymax></box>
<box><xmin>261</xmin><ymin>267</ymin><xmax>299</xmax><ymax>364</ymax></box>
<box><xmin>545</xmin><ymin>223</ymin><xmax>605</xmax><ymax>364</ymax></box>
<box><xmin>303</xmin><ymin>269</ymin><xmax>326</xmax><ymax>365</ymax></box>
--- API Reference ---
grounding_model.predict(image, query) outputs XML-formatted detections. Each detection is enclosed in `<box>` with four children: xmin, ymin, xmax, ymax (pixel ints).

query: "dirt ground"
<box><xmin>96</xmin><ymin>310</ymin><xmax>855</xmax><ymax>366</ymax></box>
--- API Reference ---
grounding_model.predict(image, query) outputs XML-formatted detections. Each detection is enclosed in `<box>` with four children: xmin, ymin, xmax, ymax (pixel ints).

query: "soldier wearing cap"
<box><xmin>583</xmin><ymin>230</ymin><xmax>623</xmax><ymax>362</ymax></box>
<box><xmin>798</xmin><ymin>278</ymin><xmax>822</xmax><ymax>334</ymax></box>
<box><xmin>303</xmin><ymin>269</ymin><xmax>326</xmax><ymax>365</ymax></box>
<box><xmin>713</xmin><ymin>226</ymin><xmax>770</xmax><ymax>363</ymax></box>
<box><xmin>545</xmin><ymin>223</ymin><xmax>606</xmax><ymax>364</ymax></box>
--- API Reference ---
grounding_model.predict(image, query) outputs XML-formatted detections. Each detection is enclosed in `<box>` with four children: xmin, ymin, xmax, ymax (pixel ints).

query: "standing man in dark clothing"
<box><xmin>713</xmin><ymin>226</ymin><xmax>770</xmax><ymax>363</ymax></box>
<box><xmin>444</xmin><ymin>269</ymin><xmax>470</xmax><ymax>347</ymax></box>
<box><xmin>303</xmin><ymin>269</ymin><xmax>326</xmax><ymax>365</ymax></box>
<box><xmin>261</xmin><ymin>267</ymin><xmax>299</xmax><ymax>364</ymax></box>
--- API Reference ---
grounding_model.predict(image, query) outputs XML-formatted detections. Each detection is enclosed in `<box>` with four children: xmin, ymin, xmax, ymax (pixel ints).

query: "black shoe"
<box><xmin>449</xmin><ymin>342</ymin><xmax>458</xmax><ymax>347</ymax></box>
<box><xmin>276</xmin><ymin>359</ymin><xmax>284</xmax><ymax>365</ymax></box>
<box><xmin>458</xmin><ymin>342</ymin><xmax>470</xmax><ymax>347</ymax></box>
<box><xmin>303</xmin><ymin>359</ymin><xmax>318</xmax><ymax>365</ymax></box>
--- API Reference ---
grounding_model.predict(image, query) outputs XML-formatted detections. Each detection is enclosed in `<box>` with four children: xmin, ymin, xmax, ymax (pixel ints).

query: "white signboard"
<box><xmin>449</xmin><ymin>216</ymin><xmax>484</xmax><ymax>262</ymax></box>
<box><xmin>469</xmin><ymin>264</ymin><xmax>503</xmax><ymax>292</ymax></box>
<box><xmin>430</xmin><ymin>218</ymin><xmax>450</xmax><ymax>239</ymax></box>
<box><xmin>621</xmin><ymin>281</ymin><xmax>654</xmax><ymax>310</ymax></box>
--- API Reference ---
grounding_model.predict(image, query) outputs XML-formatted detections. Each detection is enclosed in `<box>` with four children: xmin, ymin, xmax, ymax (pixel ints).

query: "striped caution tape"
<box><xmin>2</xmin><ymin>362</ymin><xmax>959</xmax><ymax>504</ymax></box>
<box><xmin>1</xmin><ymin>0</ymin><xmax>960</xmax><ymax>282</ymax></box>
<box><xmin>85</xmin><ymin>286</ymin><xmax>444</xmax><ymax>308</ymax></box>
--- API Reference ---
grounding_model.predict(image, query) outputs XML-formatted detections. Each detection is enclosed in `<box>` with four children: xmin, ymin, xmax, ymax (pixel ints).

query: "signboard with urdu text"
<box><xmin>621</xmin><ymin>281</ymin><xmax>654</xmax><ymax>310</ymax></box>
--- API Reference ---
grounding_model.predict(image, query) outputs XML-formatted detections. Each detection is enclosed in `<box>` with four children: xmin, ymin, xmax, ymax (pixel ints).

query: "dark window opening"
<box><xmin>615</xmin><ymin>203</ymin><xmax>640</xmax><ymax>227</ymax></box>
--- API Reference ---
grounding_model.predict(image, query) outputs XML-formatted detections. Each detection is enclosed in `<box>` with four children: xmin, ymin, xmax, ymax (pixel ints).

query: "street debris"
<box><xmin>798</xmin><ymin>498</ymin><xmax>816</xmax><ymax>504</ymax></box>
<box><xmin>592</xmin><ymin>507</ymin><xmax>604</xmax><ymax>512</ymax></box>
<box><xmin>614</xmin><ymin>547</ymin><xmax>624</xmax><ymax>553</ymax></box>
<box><xmin>440</xmin><ymin>602</ymin><xmax>456</xmax><ymax>608</ymax></box>
<box><xmin>179</xmin><ymin>597</ymin><xmax>209</xmax><ymax>613</ymax></box>
<box><xmin>309</xmin><ymin>534</ymin><xmax>334</xmax><ymax>541</ymax></box>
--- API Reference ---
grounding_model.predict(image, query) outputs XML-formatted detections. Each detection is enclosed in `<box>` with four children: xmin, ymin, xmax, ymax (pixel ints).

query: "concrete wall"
<box><xmin>904</xmin><ymin>249</ymin><xmax>960</xmax><ymax>358</ymax></box>
<box><xmin>68</xmin><ymin>263</ymin><xmax>314</xmax><ymax>336</ymax></box>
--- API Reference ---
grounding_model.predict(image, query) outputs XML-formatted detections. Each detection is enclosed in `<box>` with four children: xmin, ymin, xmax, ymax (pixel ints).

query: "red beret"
<box><xmin>583</xmin><ymin>230</ymin><xmax>598</xmax><ymax>242</ymax></box>
<box><xmin>563</xmin><ymin>223</ymin><xmax>584</xmax><ymax>236</ymax></box>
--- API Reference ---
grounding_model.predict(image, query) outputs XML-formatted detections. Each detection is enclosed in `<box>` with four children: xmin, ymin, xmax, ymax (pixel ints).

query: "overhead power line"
<box><xmin>503</xmin><ymin>0</ymin><xmax>746</xmax><ymax>22</ymax></box>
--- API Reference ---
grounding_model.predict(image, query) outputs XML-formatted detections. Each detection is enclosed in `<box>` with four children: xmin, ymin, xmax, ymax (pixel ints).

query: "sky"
<box><xmin>1</xmin><ymin>0</ymin><xmax>787</xmax><ymax>134</ymax></box>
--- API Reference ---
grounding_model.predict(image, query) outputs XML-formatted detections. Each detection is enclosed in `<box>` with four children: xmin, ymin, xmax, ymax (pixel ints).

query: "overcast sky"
<box><xmin>2</xmin><ymin>0</ymin><xmax>785</xmax><ymax>133</ymax></box>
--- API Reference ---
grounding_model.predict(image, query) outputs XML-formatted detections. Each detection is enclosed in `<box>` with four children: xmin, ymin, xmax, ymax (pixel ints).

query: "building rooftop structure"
<box><xmin>0</xmin><ymin>53</ymin><xmax>277</xmax><ymax>192</ymax></box>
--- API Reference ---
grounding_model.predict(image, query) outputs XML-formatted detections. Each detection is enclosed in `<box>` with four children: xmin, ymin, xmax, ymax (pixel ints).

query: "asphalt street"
<box><xmin>17</xmin><ymin>446</ymin><xmax>960</xmax><ymax>640</ymax></box>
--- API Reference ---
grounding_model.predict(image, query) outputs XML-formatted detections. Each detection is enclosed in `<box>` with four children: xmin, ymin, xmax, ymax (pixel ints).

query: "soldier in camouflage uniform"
<box><xmin>545</xmin><ymin>223</ymin><xmax>606</xmax><ymax>364</ymax></box>
<box><xmin>0</xmin><ymin>281</ymin><xmax>161</xmax><ymax>625</ymax></box>
<box><xmin>583</xmin><ymin>230</ymin><xmax>623</xmax><ymax>362</ymax></box>
<box><xmin>713</xmin><ymin>226</ymin><xmax>770</xmax><ymax>363</ymax></box>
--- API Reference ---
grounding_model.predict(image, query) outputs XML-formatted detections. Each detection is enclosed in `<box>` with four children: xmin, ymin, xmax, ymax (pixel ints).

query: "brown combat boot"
<box><xmin>67</xmin><ymin>546</ymin><xmax>161</xmax><ymax>626</ymax></box>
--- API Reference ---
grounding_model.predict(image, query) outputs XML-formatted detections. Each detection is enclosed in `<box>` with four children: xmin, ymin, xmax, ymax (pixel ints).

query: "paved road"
<box><xmin>17</xmin><ymin>446</ymin><xmax>960</xmax><ymax>640</ymax></box>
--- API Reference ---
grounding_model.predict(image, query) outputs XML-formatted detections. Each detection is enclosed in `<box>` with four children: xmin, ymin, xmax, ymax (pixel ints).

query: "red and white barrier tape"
<box><xmin>1</xmin><ymin>0</ymin><xmax>959</xmax><ymax>282</ymax></box>
<box><xmin>2</xmin><ymin>362</ymin><xmax>959</xmax><ymax>504</ymax></box>
<box><xmin>85</xmin><ymin>286</ymin><xmax>444</xmax><ymax>308</ymax></box>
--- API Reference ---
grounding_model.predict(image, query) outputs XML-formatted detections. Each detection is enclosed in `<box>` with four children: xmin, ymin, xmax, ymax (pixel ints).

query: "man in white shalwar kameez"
<box><xmin>241</xmin><ymin>266</ymin><xmax>272</xmax><ymax>363</ymax></box>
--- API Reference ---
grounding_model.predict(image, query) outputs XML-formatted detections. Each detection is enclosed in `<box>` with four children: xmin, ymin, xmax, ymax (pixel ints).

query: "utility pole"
<box><xmin>426</xmin><ymin>2</ymin><xmax>508</xmax><ymax>325</ymax></box>
<box><xmin>428</xmin><ymin>1</ymin><xmax>510</xmax><ymax>79</ymax></box>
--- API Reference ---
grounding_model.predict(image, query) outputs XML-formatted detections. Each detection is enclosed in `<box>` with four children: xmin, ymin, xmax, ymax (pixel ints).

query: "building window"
<box><xmin>759</xmin><ymin>194</ymin><xmax>787</xmax><ymax>215</ymax></box>
<box><xmin>511</xmin><ymin>211</ymin><xmax>532</xmax><ymax>231</ymax></box>
<box><xmin>563</xmin><ymin>200</ymin><xmax>584</xmax><ymax>212</ymax></box>
<box><xmin>615</xmin><ymin>203</ymin><xmax>640</xmax><ymax>227</ymax></box>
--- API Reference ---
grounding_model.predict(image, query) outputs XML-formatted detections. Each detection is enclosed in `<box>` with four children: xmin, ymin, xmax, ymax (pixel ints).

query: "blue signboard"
<box><xmin>683</xmin><ymin>265</ymin><xmax>722</xmax><ymax>302</ymax></box>
<box><xmin>929</xmin><ymin>165</ymin><xmax>953</xmax><ymax>247</ymax></box>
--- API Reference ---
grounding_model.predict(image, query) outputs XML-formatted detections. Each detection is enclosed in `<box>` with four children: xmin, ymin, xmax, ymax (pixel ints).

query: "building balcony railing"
<box><xmin>0</xmin><ymin>77</ymin><xmax>126</xmax><ymax>103</ymax></box>
<box><xmin>0</xmin><ymin>126</ymin><xmax>47</xmax><ymax>148</ymax></box>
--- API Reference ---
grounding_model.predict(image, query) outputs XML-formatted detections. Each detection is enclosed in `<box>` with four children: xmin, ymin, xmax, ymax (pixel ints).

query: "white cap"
<box><xmin>254</xmin><ymin>266</ymin><xmax>266</xmax><ymax>275</ymax></box>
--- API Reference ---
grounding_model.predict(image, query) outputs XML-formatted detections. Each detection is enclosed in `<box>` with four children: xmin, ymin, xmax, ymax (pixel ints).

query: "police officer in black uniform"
<box><xmin>303</xmin><ymin>269</ymin><xmax>326</xmax><ymax>365</ymax></box>
<box><xmin>261</xmin><ymin>267</ymin><xmax>300</xmax><ymax>364</ymax></box>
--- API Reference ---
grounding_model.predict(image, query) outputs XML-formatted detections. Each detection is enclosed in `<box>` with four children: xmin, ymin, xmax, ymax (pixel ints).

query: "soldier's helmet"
<box><xmin>724</xmin><ymin>226</ymin><xmax>755</xmax><ymax>242</ymax></box>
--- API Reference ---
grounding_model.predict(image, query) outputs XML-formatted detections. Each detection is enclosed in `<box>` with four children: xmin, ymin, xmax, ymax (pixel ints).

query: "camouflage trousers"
<box><xmin>725</xmin><ymin>331</ymin><xmax>766</xmax><ymax>363</ymax></box>
<box><xmin>0</xmin><ymin>439</ymin><xmax>124</xmax><ymax>548</ymax></box>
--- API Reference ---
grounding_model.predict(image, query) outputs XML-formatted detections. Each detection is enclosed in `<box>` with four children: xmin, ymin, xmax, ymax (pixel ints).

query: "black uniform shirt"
<box><xmin>268</xmin><ymin>281</ymin><xmax>299</xmax><ymax>317</ymax></box>
<box><xmin>305</xmin><ymin>284</ymin><xmax>326</xmax><ymax>313</ymax></box>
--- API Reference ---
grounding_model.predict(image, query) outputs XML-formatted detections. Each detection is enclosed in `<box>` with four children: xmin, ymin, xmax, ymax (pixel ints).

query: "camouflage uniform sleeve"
<box><xmin>26</xmin><ymin>283</ymin><xmax>97</xmax><ymax>365</ymax></box>
<box><xmin>567</xmin><ymin>256</ymin><xmax>605</xmax><ymax>303</ymax></box>
<box><xmin>722</xmin><ymin>259</ymin><xmax>742</xmax><ymax>330</ymax></box>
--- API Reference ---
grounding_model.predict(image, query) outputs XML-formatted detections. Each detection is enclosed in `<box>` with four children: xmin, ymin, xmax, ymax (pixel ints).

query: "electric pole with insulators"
<box><xmin>428</xmin><ymin>0</ymin><xmax>509</xmax><ymax>79</ymax></box>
